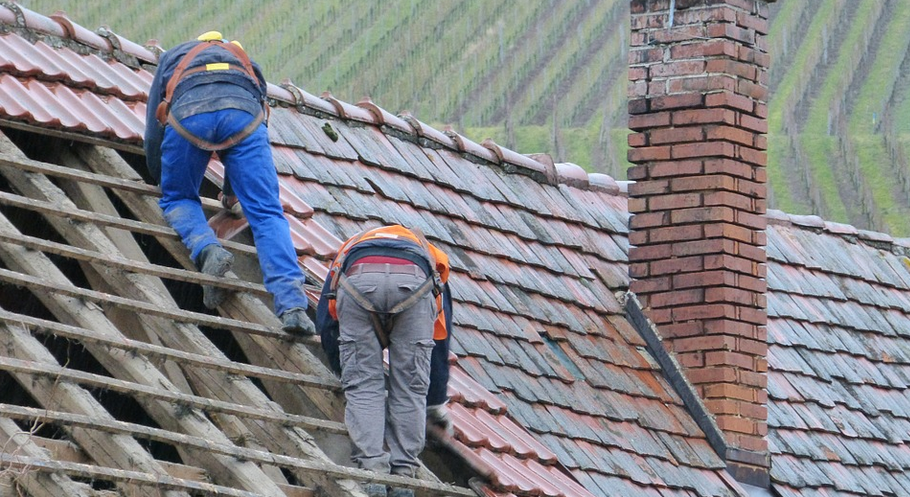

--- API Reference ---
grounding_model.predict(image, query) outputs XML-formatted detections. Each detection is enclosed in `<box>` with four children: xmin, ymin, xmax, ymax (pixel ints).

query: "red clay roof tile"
<box><xmin>0</xmin><ymin>12</ymin><xmax>761</xmax><ymax>495</ymax></box>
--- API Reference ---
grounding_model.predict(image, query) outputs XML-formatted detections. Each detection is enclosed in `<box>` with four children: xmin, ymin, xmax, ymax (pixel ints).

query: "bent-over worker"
<box><xmin>316</xmin><ymin>225</ymin><xmax>453</xmax><ymax>497</ymax></box>
<box><xmin>144</xmin><ymin>31</ymin><xmax>314</xmax><ymax>335</ymax></box>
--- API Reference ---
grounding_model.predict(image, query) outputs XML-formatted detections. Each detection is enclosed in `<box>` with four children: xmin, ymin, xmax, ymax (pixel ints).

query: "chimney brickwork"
<box><xmin>627</xmin><ymin>0</ymin><xmax>772</xmax><ymax>486</ymax></box>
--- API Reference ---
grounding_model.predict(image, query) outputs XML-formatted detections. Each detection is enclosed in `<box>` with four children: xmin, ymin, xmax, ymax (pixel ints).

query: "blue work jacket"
<box><xmin>144</xmin><ymin>40</ymin><xmax>267</xmax><ymax>182</ymax></box>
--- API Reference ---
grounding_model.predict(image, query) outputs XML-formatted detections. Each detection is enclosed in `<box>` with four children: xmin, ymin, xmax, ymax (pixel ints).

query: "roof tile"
<box><xmin>0</xmin><ymin>16</ymin><xmax>774</xmax><ymax>495</ymax></box>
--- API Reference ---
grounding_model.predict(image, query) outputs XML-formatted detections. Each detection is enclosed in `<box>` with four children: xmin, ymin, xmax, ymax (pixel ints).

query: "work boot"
<box><xmin>196</xmin><ymin>245</ymin><xmax>234</xmax><ymax>309</ymax></box>
<box><xmin>361</xmin><ymin>483</ymin><xmax>387</xmax><ymax>497</ymax></box>
<box><xmin>388</xmin><ymin>468</ymin><xmax>415</xmax><ymax>497</ymax></box>
<box><xmin>219</xmin><ymin>192</ymin><xmax>243</xmax><ymax>217</ymax></box>
<box><xmin>281</xmin><ymin>307</ymin><xmax>316</xmax><ymax>336</ymax></box>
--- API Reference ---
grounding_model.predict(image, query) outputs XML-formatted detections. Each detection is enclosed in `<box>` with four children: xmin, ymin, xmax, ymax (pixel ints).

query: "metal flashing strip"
<box><xmin>623</xmin><ymin>292</ymin><xmax>751</xmax><ymax>496</ymax></box>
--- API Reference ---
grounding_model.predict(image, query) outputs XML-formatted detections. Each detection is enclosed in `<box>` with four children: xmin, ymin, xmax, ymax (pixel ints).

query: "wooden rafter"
<box><xmin>0</xmin><ymin>130</ymin><xmax>475</xmax><ymax>495</ymax></box>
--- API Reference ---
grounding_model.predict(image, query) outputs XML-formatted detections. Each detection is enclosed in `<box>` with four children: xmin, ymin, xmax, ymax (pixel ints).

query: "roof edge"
<box><xmin>1</xmin><ymin>4</ymin><xmax>156</xmax><ymax>67</ymax></box>
<box><xmin>260</xmin><ymin>83</ymin><xmax>620</xmax><ymax>196</ymax></box>
<box><xmin>766</xmin><ymin>209</ymin><xmax>910</xmax><ymax>255</ymax></box>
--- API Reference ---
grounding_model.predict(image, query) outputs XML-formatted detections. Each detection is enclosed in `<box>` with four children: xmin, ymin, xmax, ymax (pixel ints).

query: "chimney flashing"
<box><xmin>625</xmin><ymin>293</ymin><xmax>770</xmax><ymax>488</ymax></box>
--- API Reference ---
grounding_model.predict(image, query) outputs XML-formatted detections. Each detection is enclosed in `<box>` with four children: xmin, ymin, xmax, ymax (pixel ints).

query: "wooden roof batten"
<box><xmin>0</xmin><ymin>128</ymin><xmax>476</xmax><ymax>496</ymax></box>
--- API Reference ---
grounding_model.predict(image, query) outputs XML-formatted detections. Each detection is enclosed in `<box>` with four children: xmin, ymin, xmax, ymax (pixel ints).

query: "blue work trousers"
<box><xmin>159</xmin><ymin>109</ymin><xmax>307</xmax><ymax>316</ymax></box>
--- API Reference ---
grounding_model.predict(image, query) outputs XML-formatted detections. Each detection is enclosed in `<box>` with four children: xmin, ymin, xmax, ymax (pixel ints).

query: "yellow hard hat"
<box><xmin>230</xmin><ymin>40</ymin><xmax>244</xmax><ymax>50</ymax></box>
<box><xmin>197</xmin><ymin>30</ymin><xmax>224</xmax><ymax>42</ymax></box>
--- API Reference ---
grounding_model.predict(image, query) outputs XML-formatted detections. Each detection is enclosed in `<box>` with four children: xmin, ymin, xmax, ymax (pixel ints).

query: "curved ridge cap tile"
<box><xmin>555</xmin><ymin>162</ymin><xmax>590</xmax><ymax>189</ymax></box>
<box><xmin>398</xmin><ymin>111</ymin><xmax>456</xmax><ymax>148</ymax></box>
<box><xmin>96</xmin><ymin>26</ymin><xmax>156</xmax><ymax>63</ymax></box>
<box><xmin>6</xmin><ymin>4</ymin><xmax>65</xmax><ymax>38</ymax></box>
<box><xmin>787</xmin><ymin>213</ymin><xmax>825</xmax><ymax>228</ymax></box>
<box><xmin>894</xmin><ymin>237</ymin><xmax>910</xmax><ymax>250</ymax></box>
<box><xmin>320</xmin><ymin>91</ymin><xmax>376</xmax><ymax>123</ymax></box>
<box><xmin>823</xmin><ymin>220</ymin><xmax>859</xmax><ymax>236</ymax></box>
<box><xmin>266</xmin><ymin>82</ymin><xmax>295</xmax><ymax>105</ymax></box>
<box><xmin>765</xmin><ymin>209</ymin><xmax>790</xmax><ymax>225</ymax></box>
<box><xmin>279</xmin><ymin>79</ymin><xmax>337</xmax><ymax>115</ymax></box>
<box><xmin>615</xmin><ymin>180</ymin><xmax>633</xmax><ymax>194</ymax></box>
<box><xmin>587</xmin><ymin>173</ymin><xmax>620</xmax><ymax>195</ymax></box>
<box><xmin>0</xmin><ymin>5</ymin><xmax>15</xmax><ymax>24</ymax></box>
<box><xmin>357</xmin><ymin>97</ymin><xmax>412</xmax><ymax>133</ymax></box>
<box><xmin>48</xmin><ymin>11</ymin><xmax>109</xmax><ymax>52</ymax></box>
<box><xmin>484</xmin><ymin>139</ymin><xmax>556</xmax><ymax>182</ymax></box>
<box><xmin>143</xmin><ymin>39</ymin><xmax>165</xmax><ymax>62</ymax></box>
<box><xmin>857</xmin><ymin>229</ymin><xmax>893</xmax><ymax>243</ymax></box>
<box><xmin>444</xmin><ymin>126</ymin><xmax>498</xmax><ymax>163</ymax></box>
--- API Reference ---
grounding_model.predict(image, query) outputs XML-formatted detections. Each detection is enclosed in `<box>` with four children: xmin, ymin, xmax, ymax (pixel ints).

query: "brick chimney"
<box><xmin>627</xmin><ymin>0</ymin><xmax>773</xmax><ymax>486</ymax></box>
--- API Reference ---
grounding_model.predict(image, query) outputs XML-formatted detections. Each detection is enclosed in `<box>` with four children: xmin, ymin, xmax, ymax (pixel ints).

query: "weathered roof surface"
<box><xmin>0</xmin><ymin>5</ymin><xmax>751</xmax><ymax>497</ymax></box>
<box><xmin>766</xmin><ymin>211</ymin><xmax>910</xmax><ymax>496</ymax></box>
<box><xmin>0</xmin><ymin>6</ymin><xmax>470</xmax><ymax>497</ymax></box>
<box><xmin>261</xmin><ymin>94</ymin><xmax>748</xmax><ymax>497</ymax></box>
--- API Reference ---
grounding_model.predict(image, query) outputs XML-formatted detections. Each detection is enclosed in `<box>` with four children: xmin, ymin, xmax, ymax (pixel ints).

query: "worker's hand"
<box><xmin>427</xmin><ymin>403</ymin><xmax>453</xmax><ymax>437</ymax></box>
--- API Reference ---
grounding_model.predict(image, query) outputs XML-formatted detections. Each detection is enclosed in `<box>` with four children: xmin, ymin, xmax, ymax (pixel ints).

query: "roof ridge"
<box><xmin>0</xmin><ymin>3</ymin><xmax>156</xmax><ymax>67</ymax></box>
<box><xmin>766</xmin><ymin>208</ymin><xmax>910</xmax><ymax>255</ymax></box>
<box><xmin>266</xmin><ymin>79</ymin><xmax>623</xmax><ymax>196</ymax></box>
<box><xmin>2</xmin><ymin>3</ymin><xmax>626</xmax><ymax>197</ymax></box>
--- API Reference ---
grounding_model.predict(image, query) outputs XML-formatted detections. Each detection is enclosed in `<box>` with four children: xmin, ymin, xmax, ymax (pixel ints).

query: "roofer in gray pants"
<box><xmin>316</xmin><ymin>225</ymin><xmax>453</xmax><ymax>497</ymax></box>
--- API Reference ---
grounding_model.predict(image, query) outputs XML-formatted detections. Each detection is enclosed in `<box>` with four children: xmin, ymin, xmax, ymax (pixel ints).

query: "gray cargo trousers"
<box><xmin>336</xmin><ymin>263</ymin><xmax>436</xmax><ymax>477</ymax></box>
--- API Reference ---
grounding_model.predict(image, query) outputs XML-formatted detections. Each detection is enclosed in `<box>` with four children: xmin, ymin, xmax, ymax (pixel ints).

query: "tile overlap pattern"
<box><xmin>767</xmin><ymin>212</ymin><xmax>910</xmax><ymax>496</ymax></box>
<box><xmin>0</xmin><ymin>6</ymin><xmax>757</xmax><ymax>496</ymax></box>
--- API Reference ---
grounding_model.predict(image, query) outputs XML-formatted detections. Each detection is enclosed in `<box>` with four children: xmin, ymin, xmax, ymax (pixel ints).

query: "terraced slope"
<box><xmin>19</xmin><ymin>0</ymin><xmax>910</xmax><ymax>235</ymax></box>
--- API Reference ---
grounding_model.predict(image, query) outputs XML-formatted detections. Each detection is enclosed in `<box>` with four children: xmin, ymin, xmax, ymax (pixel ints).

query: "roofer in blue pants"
<box><xmin>144</xmin><ymin>31</ymin><xmax>314</xmax><ymax>335</ymax></box>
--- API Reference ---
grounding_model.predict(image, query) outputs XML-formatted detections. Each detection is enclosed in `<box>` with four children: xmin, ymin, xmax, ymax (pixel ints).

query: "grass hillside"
<box><xmin>17</xmin><ymin>0</ymin><xmax>910</xmax><ymax>236</ymax></box>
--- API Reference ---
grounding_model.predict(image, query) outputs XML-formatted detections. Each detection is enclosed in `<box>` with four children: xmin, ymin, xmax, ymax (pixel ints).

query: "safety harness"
<box><xmin>155</xmin><ymin>40</ymin><xmax>267</xmax><ymax>151</ymax></box>
<box><xmin>328</xmin><ymin>227</ymin><xmax>443</xmax><ymax>349</ymax></box>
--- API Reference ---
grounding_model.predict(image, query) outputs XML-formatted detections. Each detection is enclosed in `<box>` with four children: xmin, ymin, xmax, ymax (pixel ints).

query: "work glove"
<box><xmin>427</xmin><ymin>403</ymin><xmax>453</xmax><ymax>437</ymax></box>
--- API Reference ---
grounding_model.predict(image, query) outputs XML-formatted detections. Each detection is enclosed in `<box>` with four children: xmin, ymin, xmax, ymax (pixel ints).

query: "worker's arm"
<box><xmin>315</xmin><ymin>275</ymin><xmax>341</xmax><ymax>374</ymax></box>
<box><xmin>250</xmin><ymin>59</ymin><xmax>268</xmax><ymax>102</ymax></box>
<box><xmin>143</xmin><ymin>61</ymin><xmax>166</xmax><ymax>184</ymax></box>
<box><xmin>427</xmin><ymin>281</ymin><xmax>452</xmax><ymax>406</ymax></box>
<box><xmin>426</xmin><ymin>282</ymin><xmax>453</xmax><ymax>435</ymax></box>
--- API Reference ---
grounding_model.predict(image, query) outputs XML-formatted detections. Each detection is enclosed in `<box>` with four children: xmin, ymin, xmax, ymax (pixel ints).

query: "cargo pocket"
<box><xmin>338</xmin><ymin>338</ymin><xmax>361</xmax><ymax>391</ymax></box>
<box><xmin>407</xmin><ymin>339</ymin><xmax>435</xmax><ymax>394</ymax></box>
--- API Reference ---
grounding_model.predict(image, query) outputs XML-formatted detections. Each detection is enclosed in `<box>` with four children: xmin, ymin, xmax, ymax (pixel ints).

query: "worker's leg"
<box><xmin>159</xmin><ymin>113</ymin><xmax>220</xmax><ymax>262</ymax></box>
<box><xmin>385</xmin><ymin>270</ymin><xmax>435</xmax><ymax>477</ymax></box>
<box><xmin>336</xmin><ymin>270</ymin><xmax>391</xmax><ymax>474</ymax></box>
<box><xmin>218</xmin><ymin>113</ymin><xmax>308</xmax><ymax>316</ymax></box>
